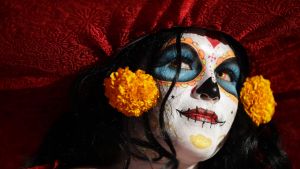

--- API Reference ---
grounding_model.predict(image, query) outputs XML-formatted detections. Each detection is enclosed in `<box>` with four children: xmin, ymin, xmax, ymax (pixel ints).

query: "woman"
<box><xmin>28</xmin><ymin>27</ymin><xmax>290</xmax><ymax>169</ymax></box>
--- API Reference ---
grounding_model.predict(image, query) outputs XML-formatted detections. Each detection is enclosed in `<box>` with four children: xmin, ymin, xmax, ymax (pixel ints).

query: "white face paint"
<box><xmin>152</xmin><ymin>33</ymin><xmax>241</xmax><ymax>165</ymax></box>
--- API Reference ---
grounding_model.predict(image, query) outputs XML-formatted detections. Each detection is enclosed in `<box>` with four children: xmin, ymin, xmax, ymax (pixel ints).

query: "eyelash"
<box><xmin>168</xmin><ymin>59</ymin><xmax>192</xmax><ymax>70</ymax></box>
<box><xmin>216</xmin><ymin>69</ymin><xmax>236</xmax><ymax>82</ymax></box>
<box><xmin>166</xmin><ymin>59</ymin><xmax>238</xmax><ymax>82</ymax></box>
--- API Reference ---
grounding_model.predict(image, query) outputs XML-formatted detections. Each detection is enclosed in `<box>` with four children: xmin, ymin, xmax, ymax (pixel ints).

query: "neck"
<box><xmin>128</xmin><ymin>157</ymin><xmax>197</xmax><ymax>169</ymax></box>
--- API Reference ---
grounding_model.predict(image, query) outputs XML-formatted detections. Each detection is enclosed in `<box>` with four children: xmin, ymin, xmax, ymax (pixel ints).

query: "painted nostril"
<box><xmin>213</xmin><ymin>97</ymin><xmax>219</xmax><ymax>101</ymax></box>
<box><xmin>200</xmin><ymin>93</ymin><xmax>210</xmax><ymax>100</ymax></box>
<box><xmin>196</xmin><ymin>77</ymin><xmax>220</xmax><ymax>101</ymax></box>
<box><xmin>200</xmin><ymin>93</ymin><xmax>220</xmax><ymax>102</ymax></box>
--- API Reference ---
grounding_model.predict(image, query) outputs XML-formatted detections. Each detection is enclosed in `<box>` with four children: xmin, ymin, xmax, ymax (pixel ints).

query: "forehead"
<box><xmin>183</xmin><ymin>33</ymin><xmax>233</xmax><ymax>55</ymax></box>
<box><xmin>166</xmin><ymin>33</ymin><xmax>236</xmax><ymax>61</ymax></box>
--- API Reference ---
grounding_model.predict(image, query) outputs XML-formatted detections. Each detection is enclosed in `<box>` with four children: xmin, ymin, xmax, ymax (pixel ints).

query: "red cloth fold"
<box><xmin>0</xmin><ymin>0</ymin><xmax>299</xmax><ymax>169</ymax></box>
<box><xmin>27</xmin><ymin>161</ymin><xmax>58</xmax><ymax>169</ymax></box>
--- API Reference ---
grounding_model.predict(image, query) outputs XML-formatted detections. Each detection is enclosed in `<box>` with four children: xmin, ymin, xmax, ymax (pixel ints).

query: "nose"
<box><xmin>195</xmin><ymin>77</ymin><xmax>220</xmax><ymax>102</ymax></box>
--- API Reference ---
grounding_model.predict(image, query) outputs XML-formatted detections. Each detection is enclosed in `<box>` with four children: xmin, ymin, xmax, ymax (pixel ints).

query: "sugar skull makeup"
<box><xmin>152</xmin><ymin>33</ymin><xmax>240</xmax><ymax>165</ymax></box>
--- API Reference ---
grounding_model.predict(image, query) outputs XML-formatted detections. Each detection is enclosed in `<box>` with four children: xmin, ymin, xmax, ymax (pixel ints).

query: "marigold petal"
<box><xmin>104</xmin><ymin>67</ymin><xmax>159</xmax><ymax>117</ymax></box>
<box><xmin>240</xmin><ymin>75</ymin><xmax>276</xmax><ymax>126</ymax></box>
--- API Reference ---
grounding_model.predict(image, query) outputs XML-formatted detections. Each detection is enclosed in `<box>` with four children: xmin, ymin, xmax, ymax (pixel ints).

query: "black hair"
<box><xmin>28</xmin><ymin>27</ymin><xmax>291</xmax><ymax>169</ymax></box>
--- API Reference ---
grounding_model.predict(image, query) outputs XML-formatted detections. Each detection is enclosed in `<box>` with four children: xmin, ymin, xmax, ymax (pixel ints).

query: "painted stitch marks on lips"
<box><xmin>176</xmin><ymin>107</ymin><xmax>225</xmax><ymax>127</ymax></box>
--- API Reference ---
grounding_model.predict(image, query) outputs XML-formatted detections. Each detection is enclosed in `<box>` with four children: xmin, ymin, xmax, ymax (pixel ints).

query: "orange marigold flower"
<box><xmin>240</xmin><ymin>75</ymin><xmax>276</xmax><ymax>126</ymax></box>
<box><xmin>103</xmin><ymin>67</ymin><xmax>159</xmax><ymax>117</ymax></box>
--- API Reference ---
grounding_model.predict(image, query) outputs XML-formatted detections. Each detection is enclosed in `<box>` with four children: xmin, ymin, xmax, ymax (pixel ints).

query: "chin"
<box><xmin>163</xmin><ymin>107</ymin><xmax>230</xmax><ymax>156</ymax></box>
<box><xmin>173</xmin><ymin>139</ymin><xmax>222</xmax><ymax>165</ymax></box>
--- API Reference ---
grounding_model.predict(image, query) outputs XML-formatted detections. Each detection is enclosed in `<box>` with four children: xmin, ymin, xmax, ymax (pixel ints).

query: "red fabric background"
<box><xmin>0</xmin><ymin>0</ymin><xmax>299</xmax><ymax>169</ymax></box>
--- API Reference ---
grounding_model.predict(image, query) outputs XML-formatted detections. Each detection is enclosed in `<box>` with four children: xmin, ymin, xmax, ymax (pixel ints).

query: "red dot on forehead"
<box><xmin>206</xmin><ymin>37</ymin><xmax>221</xmax><ymax>48</ymax></box>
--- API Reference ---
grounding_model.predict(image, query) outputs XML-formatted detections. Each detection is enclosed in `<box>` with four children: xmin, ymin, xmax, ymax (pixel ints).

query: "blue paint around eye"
<box><xmin>216</xmin><ymin>61</ymin><xmax>240</xmax><ymax>97</ymax></box>
<box><xmin>217</xmin><ymin>79</ymin><xmax>238</xmax><ymax>96</ymax></box>
<box><xmin>153</xmin><ymin>45</ymin><xmax>201</xmax><ymax>82</ymax></box>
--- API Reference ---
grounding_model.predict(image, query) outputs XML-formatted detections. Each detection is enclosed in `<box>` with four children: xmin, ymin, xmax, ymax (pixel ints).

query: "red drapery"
<box><xmin>0</xmin><ymin>0</ymin><xmax>299</xmax><ymax>169</ymax></box>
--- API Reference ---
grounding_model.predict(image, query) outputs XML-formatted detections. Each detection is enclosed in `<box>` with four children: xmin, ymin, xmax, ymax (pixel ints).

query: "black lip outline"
<box><xmin>176</xmin><ymin>107</ymin><xmax>226</xmax><ymax>127</ymax></box>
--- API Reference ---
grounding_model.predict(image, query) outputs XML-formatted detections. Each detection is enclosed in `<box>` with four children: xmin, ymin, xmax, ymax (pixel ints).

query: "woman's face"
<box><xmin>152</xmin><ymin>33</ymin><xmax>240</xmax><ymax>165</ymax></box>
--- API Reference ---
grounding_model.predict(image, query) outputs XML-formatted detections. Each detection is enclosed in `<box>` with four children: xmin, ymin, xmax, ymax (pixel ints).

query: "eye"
<box><xmin>216</xmin><ymin>71</ymin><xmax>232</xmax><ymax>82</ymax></box>
<box><xmin>169</xmin><ymin>60</ymin><xmax>192</xmax><ymax>70</ymax></box>
<box><xmin>214</xmin><ymin>58</ymin><xmax>240</xmax><ymax>97</ymax></box>
<box><xmin>153</xmin><ymin>44</ymin><xmax>202</xmax><ymax>82</ymax></box>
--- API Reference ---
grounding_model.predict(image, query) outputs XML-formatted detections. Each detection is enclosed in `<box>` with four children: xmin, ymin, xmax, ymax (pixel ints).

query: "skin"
<box><xmin>149</xmin><ymin>33</ymin><xmax>241</xmax><ymax>168</ymax></box>
<box><xmin>76</xmin><ymin>33</ymin><xmax>241</xmax><ymax>169</ymax></box>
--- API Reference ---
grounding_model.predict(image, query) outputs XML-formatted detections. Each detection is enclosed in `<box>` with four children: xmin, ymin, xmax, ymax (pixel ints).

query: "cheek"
<box><xmin>157</xmin><ymin>85</ymin><xmax>193</xmax><ymax>132</ymax></box>
<box><xmin>215</xmin><ymin>89</ymin><xmax>239</xmax><ymax>134</ymax></box>
<box><xmin>158</xmin><ymin>84</ymin><xmax>193</xmax><ymax>102</ymax></box>
<box><xmin>219</xmin><ymin>86</ymin><xmax>238</xmax><ymax>104</ymax></box>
